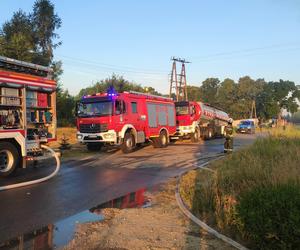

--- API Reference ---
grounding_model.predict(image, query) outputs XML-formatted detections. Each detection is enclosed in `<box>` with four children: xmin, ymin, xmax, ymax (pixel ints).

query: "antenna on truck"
<box><xmin>169</xmin><ymin>57</ymin><xmax>190</xmax><ymax>102</ymax></box>
<box><xmin>0</xmin><ymin>56</ymin><xmax>53</xmax><ymax>79</ymax></box>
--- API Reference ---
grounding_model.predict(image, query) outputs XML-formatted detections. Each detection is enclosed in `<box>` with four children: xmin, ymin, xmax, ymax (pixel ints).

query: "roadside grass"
<box><xmin>180</xmin><ymin>125</ymin><xmax>300</xmax><ymax>249</ymax></box>
<box><xmin>49</xmin><ymin>127</ymin><xmax>78</xmax><ymax>148</ymax></box>
<box><xmin>48</xmin><ymin>127</ymin><xmax>98</xmax><ymax>159</ymax></box>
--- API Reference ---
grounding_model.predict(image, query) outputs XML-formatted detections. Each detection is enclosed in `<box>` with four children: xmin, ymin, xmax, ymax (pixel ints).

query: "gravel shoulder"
<box><xmin>64</xmin><ymin>180</ymin><xmax>235</xmax><ymax>250</ymax></box>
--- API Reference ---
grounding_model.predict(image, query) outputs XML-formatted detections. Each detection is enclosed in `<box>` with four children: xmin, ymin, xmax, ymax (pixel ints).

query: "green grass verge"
<box><xmin>180</xmin><ymin>125</ymin><xmax>300</xmax><ymax>249</ymax></box>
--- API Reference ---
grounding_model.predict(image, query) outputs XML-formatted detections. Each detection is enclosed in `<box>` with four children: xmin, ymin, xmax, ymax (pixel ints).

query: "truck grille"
<box><xmin>79</xmin><ymin>123</ymin><xmax>108</xmax><ymax>133</ymax></box>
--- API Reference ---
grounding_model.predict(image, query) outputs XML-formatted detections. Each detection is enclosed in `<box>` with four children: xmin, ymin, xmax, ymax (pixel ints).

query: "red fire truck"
<box><xmin>90</xmin><ymin>188</ymin><xmax>148</xmax><ymax>211</ymax></box>
<box><xmin>76</xmin><ymin>90</ymin><xmax>177</xmax><ymax>153</ymax></box>
<box><xmin>0</xmin><ymin>56</ymin><xmax>57</xmax><ymax>177</ymax></box>
<box><xmin>175</xmin><ymin>101</ymin><xmax>229</xmax><ymax>141</ymax></box>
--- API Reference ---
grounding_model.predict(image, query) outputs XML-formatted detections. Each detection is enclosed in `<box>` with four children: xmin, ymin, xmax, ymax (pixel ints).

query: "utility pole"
<box><xmin>250</xmin><ymin>100</ymin><xmax>257</xmax><ymax>119</ymax></box>
<box><xmin>169</xmin><ymin>57</ymin><xmax>190</xmax><ymax>101</ymax></box>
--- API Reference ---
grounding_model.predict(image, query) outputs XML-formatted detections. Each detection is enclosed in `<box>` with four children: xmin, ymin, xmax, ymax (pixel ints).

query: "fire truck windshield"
<box><xmin>176</xmin><ymin>105</ymin><xmax>189</xmax><ymax>115</ymax></box>
<box><xmin>78</xmin><ymin>101</ymin><xmax>112</xmax><ymax>117</ymax></box>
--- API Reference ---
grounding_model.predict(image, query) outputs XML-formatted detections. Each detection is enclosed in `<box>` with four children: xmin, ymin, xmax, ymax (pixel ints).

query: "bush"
<box><xmin>179</xmin><ymin>126</ymin><xmax>300</xmax><ymax>248</ymax></box>
<box><xmin>237</xmin><ymin>183</ymin><xmax>300</xmax><ymax>249</ymax></box>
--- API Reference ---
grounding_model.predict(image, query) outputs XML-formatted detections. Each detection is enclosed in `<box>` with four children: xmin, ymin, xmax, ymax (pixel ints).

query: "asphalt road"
<box><xmin>0</xmin><ymin>134</ymin><xmax>260</xmax><ymax>242</ymax></box>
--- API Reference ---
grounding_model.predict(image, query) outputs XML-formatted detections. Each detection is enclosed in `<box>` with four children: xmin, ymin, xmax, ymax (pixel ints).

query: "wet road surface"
<box><xmin>0</xmin><ymin>134</ymin><xmax>260</xmax><ymax>243</ymax></box>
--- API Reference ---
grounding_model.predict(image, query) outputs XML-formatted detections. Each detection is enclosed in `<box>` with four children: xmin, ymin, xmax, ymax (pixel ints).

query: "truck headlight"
<box><xmin>77</xmin><ymin>134</ymin><xmax>82</xmax><ymax>139</ymax></box>
<box><xmin>103</xmin><ymin>133</ymin><xmax>115</xmax><ymax>139</ymax></box>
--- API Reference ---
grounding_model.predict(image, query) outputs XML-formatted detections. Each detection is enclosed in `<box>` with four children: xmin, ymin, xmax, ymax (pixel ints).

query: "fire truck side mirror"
<box><xmin>75</xmin><ymin>101</ymin><xmax>81</xmax><ymax>117</ymax></box>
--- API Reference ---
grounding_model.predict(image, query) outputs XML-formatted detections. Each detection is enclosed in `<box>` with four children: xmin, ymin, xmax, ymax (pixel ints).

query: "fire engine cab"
<box><xmin>175</xmin><ymin>101</ymin><xmax>229</xmax><ymax>141</ymax></box>
<box><xmin>76</xmin><ymin>89</ymin><xmax>177</xmax><ymax>153</ymax></box>
<box><xmin>0</xmin><ymin>56</ymin><xmax>57</xmax><ymax>177</ymax></box>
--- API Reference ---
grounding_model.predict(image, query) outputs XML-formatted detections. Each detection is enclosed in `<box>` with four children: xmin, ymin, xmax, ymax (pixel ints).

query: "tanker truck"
<box><xmin>175</xmin><ymin>101</ymin><xmax>229</xmax><ymax>142</ymax></box>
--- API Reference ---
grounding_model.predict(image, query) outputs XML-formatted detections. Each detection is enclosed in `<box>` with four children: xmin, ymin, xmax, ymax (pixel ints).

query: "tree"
<box><xmin>235</xmin><ymin>76</ymin><xmax>265</xmax><ymax>119</ymax></box>
<box><xmin>57</xmin><ymin>89</ymin><xmax>76</xmax><ymax>126</ymax></box>
<box><xmin>256</xmin><ymin>84</ymin><xmax>280</xmax><ymax>119</ymax></box>
<box><xmin>77</xmin><ymin>74</ymin><xmax>160</xmax><ymax>99</ymax></box>
<box><xmin>144</xmin><ymin>86</ymin><xmax>162</xmax><ymax>96</ymax></box>
<box><xmin>216</xmin><ymin>78</ymin><xmax>239</xmax><ymax>118</ymax></box>
<box><xmin>31</xmin><ymin>0</ymin><xmax>62</xmax><ymax>66</ymax></box>
<box><xmin>0</xmin><ymin>10</ymin><xmax>36</xmax><ymax>61</ymax></box>
<box><xmin>200</xmin><ymin>78</ymin><xmax>220</xmax><ymax>105</ymax></box>
<box><xmin>0</xmin><ymin>0</ymin><xmax>61</xmax><ymax>67</ymax></box>
<box><xmin>51</xmin><ymin>60</ymin><xmax>63</xmax><ymax>91</ymax></box>
<box><xmin>187</xmin><ymin>85</ymin><xmax>202</xmax><ymax>101</ymax></box>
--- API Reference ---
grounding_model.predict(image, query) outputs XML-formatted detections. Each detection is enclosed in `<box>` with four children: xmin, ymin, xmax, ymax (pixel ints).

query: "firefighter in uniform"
<box><xmin>224</xmin><ymin>118</ymin><xmax>234</xmax><ymax>153</ymax></box>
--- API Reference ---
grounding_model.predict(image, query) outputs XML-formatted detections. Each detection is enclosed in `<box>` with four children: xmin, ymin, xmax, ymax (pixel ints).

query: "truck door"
<box><xmin>130</xmin><ymin>101</ymin><xmax>146</xmax><ymax>143</ymax></box>
<box><xmin>190</xmin><ymin>103</ymin><xmax>196</xmax><ymax>121</ymax></box>
<box><xmin>114</xmin><ymin>99</ymin><xmax>126</xmax><ymax>132</ymax></box>
<box><xmin>130</xmin><ymin>101</ymin><xmax>140</xmax><ymax>129</ymax></box>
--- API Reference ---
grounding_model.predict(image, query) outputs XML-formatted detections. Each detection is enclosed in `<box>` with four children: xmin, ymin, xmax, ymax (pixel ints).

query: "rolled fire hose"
<box><xmin>0</xmin><ymin>145</ymin><xmax>60</xmax><ymax>191</ymax></box>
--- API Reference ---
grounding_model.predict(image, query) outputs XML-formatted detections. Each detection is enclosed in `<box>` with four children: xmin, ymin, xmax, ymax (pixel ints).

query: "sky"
<box><xmin>1</xmin><ymin>0</ymin><xmax>300</xmax><ymax>96</ymax></box>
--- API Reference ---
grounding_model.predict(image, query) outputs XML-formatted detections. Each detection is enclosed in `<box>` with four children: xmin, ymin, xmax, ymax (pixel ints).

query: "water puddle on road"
<box><xmin>0</xmin><ymin>187</ymin><xmax>153</xmax><ymax>250</ymax></box>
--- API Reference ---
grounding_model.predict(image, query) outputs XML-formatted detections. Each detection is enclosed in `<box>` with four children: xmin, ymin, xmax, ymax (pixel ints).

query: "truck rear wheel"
<box><xmin>191</xmin><ymin>127</ymin><xmax>200</xmax><ymax>142</ymax></box>
<box><xmin>0</xmin><ymin>142</ymin><xmax>20</xmax><ymax>177</ymax></box>
<box><xmin>87</xmin><ymin>143</ymin><xmax>103</xmax><ymax>151</ymax></box>
<box><xmin>121</xmin><ymin>132</ymin><xmax>135</xmax><ymax>153</ymax></box>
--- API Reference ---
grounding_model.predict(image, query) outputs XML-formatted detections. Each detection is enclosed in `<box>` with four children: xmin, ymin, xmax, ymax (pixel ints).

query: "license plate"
<box><xmin>88</xmin><ymin>135</ymin><xmax>97</xmax><ymax>138</ymax></box>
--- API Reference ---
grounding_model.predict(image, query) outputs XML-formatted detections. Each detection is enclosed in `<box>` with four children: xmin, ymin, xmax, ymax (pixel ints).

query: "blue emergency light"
<box><xmin>107</xmin><ymin>86</ymin><xmax>118</xmax><ymax>97</ymax></box>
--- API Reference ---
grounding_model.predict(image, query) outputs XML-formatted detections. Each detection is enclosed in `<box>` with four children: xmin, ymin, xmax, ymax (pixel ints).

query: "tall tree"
<box><xmin>187</xmin><ymin>85</ymin><xmax>202</xmax><ymax>101</ymax></box>
<box><xmin>0</xmin><ymin>10</ymin><xmax>36</xmax><ymax>61</ymax></box>
<box><xmin>31</xmin><ymin>0</ymin><xmax>62</xmax><ymax>66</ymax></box>
<box><xmin>216</xmin><ymin>78</ymin><xmax>239</xmax><ymax>118</ymax></box>
<box><xmin>57</xmin><ymin>89</ymin><xmax>76</xmax><ymax>126</ymax></box>
<box><xmin>200</xmin><ymin>78</ymin><xmax>220</xmax><ymax>105</ymax></box>
<box><xmin>236</xmin><ymin>76</ymin><xmax>265</xmax><ymax>119</ymax></box>
<box><xmin>268</xmin><ymin>80</ymin><xmax>299</xmax><ymax>117</ymax></box>
<box><xmin>256</xmin><ymin>84</ymin><xmax>280</xmax><ymax>119</ymax></box>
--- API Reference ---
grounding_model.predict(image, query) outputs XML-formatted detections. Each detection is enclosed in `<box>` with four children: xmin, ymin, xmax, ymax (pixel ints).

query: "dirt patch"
<box><xmin>64</xmin><ymin>180</ymin><xmax>234</xmax><ymax>250</ymax></box>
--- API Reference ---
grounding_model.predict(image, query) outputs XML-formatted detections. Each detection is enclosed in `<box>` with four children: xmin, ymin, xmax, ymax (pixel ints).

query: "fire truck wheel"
<box><xmin>153</xmin><ymin>130</ymin><xmax>168</xmax><ymax>148</ymax></box>
<box><xmin>208</xmin><ymin>129</ymin><xmax>213</xmax><ymax>139</ymax></box>
<box><xmin>0</xmin><ymin>142</ymin><xmax>20</xmax><ymax>177</ymax></box>
<box><xmin>86</xmin><ymin>143</ymin><xmax>102</xmax><ymax>151</ymax></box>
<box><xmin>191</xmin><ymin>127</ymin><xmax>200</xmax><ymax>142</ymax></box>
<box><xmin>121</xmin><ymin>132</ymin><xmax>136</xmax><ymax>153</ymax></box>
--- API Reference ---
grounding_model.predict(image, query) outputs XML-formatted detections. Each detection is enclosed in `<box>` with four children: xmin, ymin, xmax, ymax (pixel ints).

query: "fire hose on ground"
<box><xmin>0</xmin><ymin>145</ymin><xmax>60</xmax><ymax>191</ymax></box>
<box><xmin>175</xmin><ymin>156</ymin><xmax>248</xmax><ymax>250</ymax></box>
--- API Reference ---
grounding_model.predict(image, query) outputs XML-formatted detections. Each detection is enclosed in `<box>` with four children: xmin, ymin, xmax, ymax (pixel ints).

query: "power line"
<box><xmin>56</xmin><ymin>54</ymin><xmax>168</xmax><ymax>75</ymax></box>
<box><xmin>63</xmin><ymin>65</ymin><xmax>168</xmax><ymax>83</ymax></box>
<box><xmin>191</xmin><ymin>42</ymin><xmax>300</xmax><ymax>61</ymax></box>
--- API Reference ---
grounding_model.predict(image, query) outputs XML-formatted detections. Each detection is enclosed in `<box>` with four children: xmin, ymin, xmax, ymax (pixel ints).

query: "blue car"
<box><xmin>237</xmin><ymin>120</ymin><xmax>255</xmax><ymax>134</ymax></box>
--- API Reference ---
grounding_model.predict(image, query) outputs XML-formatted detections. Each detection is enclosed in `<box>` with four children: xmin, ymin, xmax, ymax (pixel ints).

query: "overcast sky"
<box><xmin>1</xmin><ymin>0</ymin><xmax>300</xmax><ymax>95</ymax></box>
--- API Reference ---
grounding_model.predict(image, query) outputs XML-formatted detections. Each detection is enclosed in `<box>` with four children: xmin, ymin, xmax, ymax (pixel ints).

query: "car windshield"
<box><xmin>77</xmin><ymin>101</ymin><xmax>112</xmax><ymax>117</ymax></box>
<box><xmin>240</xmin><ymin>121</ymin><xmax>251</xmax><ymax>126</ymax></box>
<box><xmin>176</xmin><ymin>105</ymin><xmax>189</xmax><ymax>115</ymax></box>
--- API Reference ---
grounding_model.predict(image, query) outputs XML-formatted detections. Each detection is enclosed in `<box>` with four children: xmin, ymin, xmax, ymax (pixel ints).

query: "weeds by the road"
<box><xmin>49</xmin><ymin>127</ymin><xmax>78</xmax><ymax>148</ymax></box>
<box><xmin>180</xmin><ymin>125</ymin><xmax>300</xmax><ymax>249</ymax></box>
<box><xmin>49</xmin><ymin>127</ymin><xmax>99</xmax><ymax>159</ymax></box>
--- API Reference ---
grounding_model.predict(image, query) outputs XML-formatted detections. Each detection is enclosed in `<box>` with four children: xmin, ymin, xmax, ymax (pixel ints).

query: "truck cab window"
<box><xmin>131</xmin><ymin>102</ymin><xmax>138</xmax><ymax>113</ymax></box>
<box><xmin>115</xmin><ymin>100</ymin><xmax>126</xmax><ymax>114</ymax></box>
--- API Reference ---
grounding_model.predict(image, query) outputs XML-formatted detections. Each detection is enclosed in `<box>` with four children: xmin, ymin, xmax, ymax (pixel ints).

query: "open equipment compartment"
<box><xmin>0</xmin><ymin>56</ymin><xmax>57</xmax><ymax>177</ymax></box>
